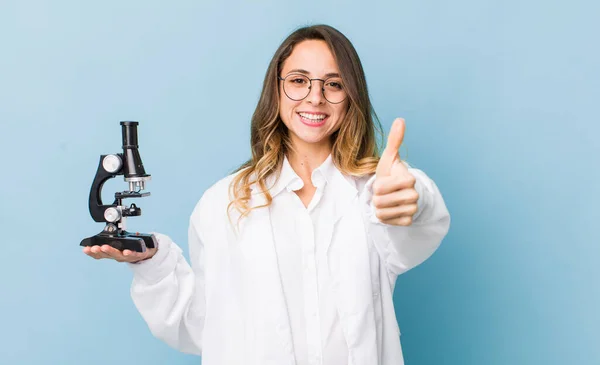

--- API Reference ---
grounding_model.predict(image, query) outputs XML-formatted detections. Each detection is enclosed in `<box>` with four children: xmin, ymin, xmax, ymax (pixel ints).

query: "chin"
<box><xmin>289</xmin><ymin>127</ymin><xmax>335</xmax><ymax>146</ymax></box>
<box><xmin>296</xmin><ymin>135</ymin><xmax>329</xmax><ymax>145</ymax></box>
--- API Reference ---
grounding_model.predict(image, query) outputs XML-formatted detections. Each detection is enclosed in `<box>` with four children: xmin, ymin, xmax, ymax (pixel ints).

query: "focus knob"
<box><xmin>104</xmin><ymin>207</ymin><xmax>121</xmax><ymax>223</ymax></box>
<box><xmin>102</xmin><ymin>154</ymin><xmax>122</xmax><ymax>173</ymax></box>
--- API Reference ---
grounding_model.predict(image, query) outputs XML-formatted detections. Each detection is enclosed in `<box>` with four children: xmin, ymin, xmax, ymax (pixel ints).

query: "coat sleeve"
<box><xmin>127</xmin><ymin>192</ymin><xmax>211</xmax><ymax>355</ymax></box>
<box><xmin>362</xmin><ymin>164</ymin><xmax>451</xmax><ymax>276</ymax></box>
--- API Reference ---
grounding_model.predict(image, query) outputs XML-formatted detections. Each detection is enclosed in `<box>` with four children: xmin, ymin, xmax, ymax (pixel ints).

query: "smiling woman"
<box><xmin>82</xmin><ymin>24</ymin><xmax>451</xmax><ymax>365</ymax></box>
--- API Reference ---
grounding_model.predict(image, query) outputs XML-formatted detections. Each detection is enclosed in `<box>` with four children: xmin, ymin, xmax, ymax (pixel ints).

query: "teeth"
<box><xmin>299</xmin><ymin>112</ymin><xmax>326</xmax><ymax>121</ymax></box>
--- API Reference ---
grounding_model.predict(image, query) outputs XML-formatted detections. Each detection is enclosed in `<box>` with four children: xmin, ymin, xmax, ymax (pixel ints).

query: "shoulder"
<box><xmin>189</xmin><ymin>169</ymin><xmax>245</xmax><ymax>226</ymax></box>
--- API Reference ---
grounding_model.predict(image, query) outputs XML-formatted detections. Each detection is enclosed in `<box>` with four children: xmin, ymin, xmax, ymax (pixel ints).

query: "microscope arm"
<box><xmin>88</xmin><ymin>154</ymin><xmax>121</xmax><ymax>223</ymax></box>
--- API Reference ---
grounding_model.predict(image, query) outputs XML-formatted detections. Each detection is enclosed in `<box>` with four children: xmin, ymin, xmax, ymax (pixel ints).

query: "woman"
<box><xmin>83</xmin><ymin>24</ymin><xmax>450</xmax><ymax>365</ymax></box>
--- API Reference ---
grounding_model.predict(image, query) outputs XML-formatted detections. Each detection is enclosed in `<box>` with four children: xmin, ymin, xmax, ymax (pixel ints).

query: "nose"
<box><xmin>306</xmin><ymin>80</ymin><xmax>325</xmax><ymax>105</ymax></box>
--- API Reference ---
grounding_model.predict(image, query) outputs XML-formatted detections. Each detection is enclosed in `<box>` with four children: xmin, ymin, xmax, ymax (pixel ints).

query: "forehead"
<box><xmin>281</xmin><ymin>40</ymin><xmax>339</xmax><ymax>76</ymax></box>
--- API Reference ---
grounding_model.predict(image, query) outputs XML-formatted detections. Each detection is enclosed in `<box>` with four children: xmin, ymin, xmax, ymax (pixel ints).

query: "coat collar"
<box><xmin>249</xmin><ymin>154</ymin><xmax>358</xmax><ymax>204</ymax></box>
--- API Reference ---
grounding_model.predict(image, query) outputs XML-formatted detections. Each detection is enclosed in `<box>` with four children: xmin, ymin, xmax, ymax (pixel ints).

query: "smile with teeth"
<box><xmin>298</xmin><ymin>112</ymin><xmax>328</xmax><ymax>124</ymax></box>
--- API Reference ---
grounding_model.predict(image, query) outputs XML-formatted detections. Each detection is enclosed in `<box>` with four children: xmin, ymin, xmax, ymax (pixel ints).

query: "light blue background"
<box><xmin>1</xmin><ymin>0</ymin><xmax>598</xmax><ymax>364</ymax></box>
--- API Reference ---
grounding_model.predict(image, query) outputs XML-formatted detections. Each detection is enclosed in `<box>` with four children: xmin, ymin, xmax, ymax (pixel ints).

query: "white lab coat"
<box><xmin>128</xmin><ymin>163</ymin><xmax>450</xmax><ymax>365</ymax></box>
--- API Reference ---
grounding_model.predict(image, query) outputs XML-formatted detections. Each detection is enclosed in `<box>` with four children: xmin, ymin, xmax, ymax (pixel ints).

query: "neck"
<box><xmin>287</xmin><ymin>137</ymin><xmax>332</xmax><ymax>185</ymax></box>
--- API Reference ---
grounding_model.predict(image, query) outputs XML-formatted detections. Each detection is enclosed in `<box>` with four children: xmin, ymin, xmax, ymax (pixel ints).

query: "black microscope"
<box><xmin>80</xmin><ymin>121</ymin><xmax>158</xmax><ymax>252</ymax></box>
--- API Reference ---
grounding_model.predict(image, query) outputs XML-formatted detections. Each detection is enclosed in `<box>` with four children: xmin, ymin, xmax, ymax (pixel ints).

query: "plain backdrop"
<box><xmin>0</xmin><ymin>0</ymin><xmax>598</xmax><ymax>364</ymax></box>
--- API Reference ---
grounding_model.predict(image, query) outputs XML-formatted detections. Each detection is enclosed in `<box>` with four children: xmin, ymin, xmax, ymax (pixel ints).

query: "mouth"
<box><xmin>297</xmin><ymin>111</ymin><xmax>329</xmax><ymax>127</ymax></box>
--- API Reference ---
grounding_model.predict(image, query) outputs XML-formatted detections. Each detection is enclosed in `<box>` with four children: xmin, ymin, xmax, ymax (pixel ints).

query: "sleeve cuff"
<box><xmin>127</xmin><ymin>232</ymin><xmax>182</xmax><ymax>284</ymax></box>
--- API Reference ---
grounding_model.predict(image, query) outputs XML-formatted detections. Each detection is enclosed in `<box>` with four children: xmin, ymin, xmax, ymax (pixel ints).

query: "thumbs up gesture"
<box><xmin>373</xmin><ymin>118</ymin><xmax>419</xmax><ymax>226</ymax></box>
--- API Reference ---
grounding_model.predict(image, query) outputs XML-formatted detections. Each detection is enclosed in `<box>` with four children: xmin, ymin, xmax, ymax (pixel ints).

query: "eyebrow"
<box><xmin>286</xmin><ymin>69</ymin><xmax>341</xmax><ymax>78</ymax></box>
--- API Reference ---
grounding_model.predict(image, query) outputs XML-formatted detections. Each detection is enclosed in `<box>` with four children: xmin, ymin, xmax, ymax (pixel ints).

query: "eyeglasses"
<box><xmin>278</xmin><ymin>74</ymin><xmax>347</xmax><ymax>104</ymax></box>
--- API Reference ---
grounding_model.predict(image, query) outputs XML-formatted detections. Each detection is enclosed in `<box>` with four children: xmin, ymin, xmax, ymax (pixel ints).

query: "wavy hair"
<box><xmin>227</xmin><ymin>24</ymin><xmax>384</xmax><ymax>224</ymax></box>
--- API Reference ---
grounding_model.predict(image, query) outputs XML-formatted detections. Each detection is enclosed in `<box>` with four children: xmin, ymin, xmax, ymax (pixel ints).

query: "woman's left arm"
<box><xmin>363</xmin><ymin>119</ymin><xmax>450</xmax><ymax>276</ymax></box>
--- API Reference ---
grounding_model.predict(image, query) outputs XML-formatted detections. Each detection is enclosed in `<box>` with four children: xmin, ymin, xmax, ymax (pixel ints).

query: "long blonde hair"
<box><xmin>227</xmin><ymin>24</ymin><xmax>384</xmax><ymax>223</ymax></box>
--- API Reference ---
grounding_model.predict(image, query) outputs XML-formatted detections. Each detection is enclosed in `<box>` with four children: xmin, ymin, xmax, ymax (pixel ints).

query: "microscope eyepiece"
<box><xmin>121</xmin><ymin>121</ymin><xmax>139</xmax><ymax>147</ymax></box>
<box><xmin>120</xmin><ymin>121</ymin><xmax>151</xmax><ymax>190</ymax></box>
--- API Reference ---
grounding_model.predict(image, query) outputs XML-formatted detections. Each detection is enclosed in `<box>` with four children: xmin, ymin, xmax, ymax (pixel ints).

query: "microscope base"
<box><xmin>80</xmin><ymin>230</ymin><xmax>157</xmax><ymax>253</ymax></box>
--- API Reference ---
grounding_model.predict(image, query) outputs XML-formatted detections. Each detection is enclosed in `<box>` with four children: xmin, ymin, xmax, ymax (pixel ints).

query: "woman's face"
<box><xmin>278</xmin><ymin>40</ymin><xmax>349</xmax><ymax>151</ymax></box>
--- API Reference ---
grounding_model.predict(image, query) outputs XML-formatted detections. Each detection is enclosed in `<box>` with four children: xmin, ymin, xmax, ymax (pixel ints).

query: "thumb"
<box><xmin>376</xmin><ymin>118</ymin><xmax>406</xmax><ymax>177</ymax></box>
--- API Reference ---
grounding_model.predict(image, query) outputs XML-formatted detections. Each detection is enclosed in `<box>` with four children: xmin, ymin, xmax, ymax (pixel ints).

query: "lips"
<box><xmin>297</xmin><ymin>111</ymin><xmax>329</xmax><ymax>127</ymax></box>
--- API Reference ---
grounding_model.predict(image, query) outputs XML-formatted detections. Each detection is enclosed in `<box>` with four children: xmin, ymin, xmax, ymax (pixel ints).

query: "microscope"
<box><xmin>80</xmin><ymin>121</ymin><xmax>158</xmax><ymax>253</ymax></box>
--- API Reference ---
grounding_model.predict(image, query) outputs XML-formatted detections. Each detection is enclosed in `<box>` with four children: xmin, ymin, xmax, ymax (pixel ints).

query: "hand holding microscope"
<box><xmin>80</xmin><ymin>121</ymin><xmax>158</xmax><ymax>253</ymax></box>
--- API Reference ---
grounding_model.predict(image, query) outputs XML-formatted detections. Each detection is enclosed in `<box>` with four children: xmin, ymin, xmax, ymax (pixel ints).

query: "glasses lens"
<box><xmin>283</xmin><ymin>74</ymin><xmax>310</xmax><ymax>100</ymax></box>
<box><xmin>323</xmin><ymin>77</ymin><xmax>346</xmax><ymax>104</ymax></box>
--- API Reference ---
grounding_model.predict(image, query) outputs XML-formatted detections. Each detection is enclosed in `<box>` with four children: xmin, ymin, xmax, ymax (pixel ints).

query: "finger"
<box><xmin>101</xmin><ymin>245</ymin><xmax>149</xmax><ymax>262</ymax></box>
<box><xmin>99</xmin><ymin>245</ymin><xmax>128</xmax><ymax>262</ymax></box>
<box><xmin>92</xmin><ymin>245</ymin><xmax>113</xmax><ymax>259</ymax></box>
<box><xmin>372</xmin><ymin>175</ymin><xmax>416</xmax><ymax>196</ymax></box>
<box><xmin>381</xmin><ymin>216</ymin><xmax>413</xmax><ymax>226</ymax></box>
<box><xmin>376</xmin><ymin>118</ymin><xmax>405</xmax><ymax>177</ymax></box>
<box><xmin>374</xmin><ymin>204</ymin><xmax>418</xmax><ymax>221</ymax></box>
<box><xmin>83</xmin><ymin>246</ymin><xmax>102</xmax><ymax>260</ymax></box>
<box><xmin>373</xmin><ymin>189</ymin><xmax>419</xmax><ymax>209</ymax></box>
<box><xmin>122</xmin><ymin>249</ymin><xmax>135</xmax><ymax>257</ymax></box>
<box><xmin>385</xmin><ymin>118</ymin><xmax>405</xmax><ymax>156</ymax></box>
<box><xmin>84</xmin><ymin>245</ymin><xmax>111</xmax><ymax>260</ymax></box>
<box><xmin>122</xmin><ymin>248</ymin><xmax>152</xmax><ymax>263</ymax></box>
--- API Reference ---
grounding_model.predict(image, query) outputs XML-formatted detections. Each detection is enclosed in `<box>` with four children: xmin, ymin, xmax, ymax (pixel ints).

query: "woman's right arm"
<box><xmin>83</xmin><ymin>187</ymin><xmax>216</xmax><ymax>355</ymax></box>
<box><xmin>127</xmin><ymin>221</ymin><xmax>206</xmax><ymax>355</ymax></box>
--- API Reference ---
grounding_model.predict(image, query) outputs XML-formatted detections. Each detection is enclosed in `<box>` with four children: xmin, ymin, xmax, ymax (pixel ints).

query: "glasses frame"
<box><xmin>277</xmin><ymin>74</ymin><xmax>347</xmax><ymax>104</ymax></box>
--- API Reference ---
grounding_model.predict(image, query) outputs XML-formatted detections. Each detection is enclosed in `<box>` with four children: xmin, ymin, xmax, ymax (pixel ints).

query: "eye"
<box><xmin>326</xmin><ymin>80</ymin><xmax>343</xmax><ymax>90</ymax></box>
<box><xmin>290</xmin><ymin>77</ymin><xmax>307</xmax><ymax>84</ymax></box>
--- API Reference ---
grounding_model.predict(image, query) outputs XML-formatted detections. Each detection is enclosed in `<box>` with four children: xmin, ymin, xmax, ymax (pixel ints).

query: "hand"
<box><xmin>373</xmin><ymin>118</ymin><xmax>419</xmax><ymax>226</ymax></box>
<box><xmin>83</xmin><ymin>244</ymin><xmax>157</xmax><ymax>263</ymax></box>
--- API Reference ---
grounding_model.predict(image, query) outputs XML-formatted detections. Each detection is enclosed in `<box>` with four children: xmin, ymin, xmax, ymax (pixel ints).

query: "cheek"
<box><xmin>278</xmin><ymin>92</ymin><xmax>289</xmax><ymax>124</ymax></box>
<box><xmin>279</xmin><ymin>94</ymin><xmax>299</xmax><ymax>124</ymax></box>
<box><xmin>331</xmin><ymin>103</ymin><xmax>349</xmax><ymax>128</ymax></box>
